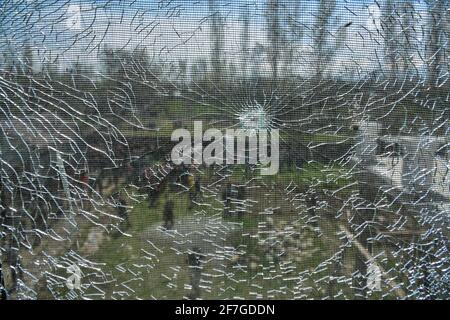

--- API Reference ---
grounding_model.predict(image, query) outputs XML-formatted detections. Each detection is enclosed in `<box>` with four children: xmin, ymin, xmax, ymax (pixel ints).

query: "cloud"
<box><xmin>367</xmin><ymin>3</ymin><xmax>381</xmax><ymax>32</ymax></box>
<box><xmin>66</xmin><ymin>4</ymin><xmax>83</xmax><ymax>32</ymax></box>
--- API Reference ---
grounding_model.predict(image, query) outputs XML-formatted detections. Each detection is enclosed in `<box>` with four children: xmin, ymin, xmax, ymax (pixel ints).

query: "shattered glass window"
<box><xmin>0</xmin><ymin>0</ymin><xmax>448</xmax><ymax>300</ymax></box>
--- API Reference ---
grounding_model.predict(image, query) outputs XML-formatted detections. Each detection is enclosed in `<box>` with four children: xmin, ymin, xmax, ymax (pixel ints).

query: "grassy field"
<box><xmin>28</xmin><ymin>118</ymin><xmax>408</xmax><ymax>300</ymax></box>
<box><xmin>228</xmin><ymin>163</ymin><xmax>355</xmax><ymax>192</ymax></box>
<box><xmin>57</xmin><ymin>161</ymin><xmax>403</xmax><ymax>300</ymax></box>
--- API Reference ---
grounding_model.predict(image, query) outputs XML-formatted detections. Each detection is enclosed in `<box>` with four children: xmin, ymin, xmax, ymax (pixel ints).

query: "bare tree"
<box><xmin>382</xmin><ymin>0</ymin><xmax>398</xmax><ymax>76</ymax></box>
<box><xmin>282</xmin><ymin>0</ymin><xmax>304</xmax><ymax>78</ymax></box>
<box><xmin>266</xmin><ymin>0</ymin><xmax>280</xmax><ymax>83</ymax></box>
<box><xmin>178</xmin><ymin>59</ymin><xmax>187</xmax><ymax>84</ymax></box>
<box><xmin>100</xmin><ymin>45</ymin><xmax>150</xmax><ymax>81</ymax></box>
<box><xmin>191</xmin><ymin>57</ymin><xmax>209</xmax><ymax>83</ymax></box>
<box><xmin>208</xmin><ymin>0</ymin><xmax>225</xmax><ymax>83</ymax></box>
<box><xmin>312</xmin><ymin>0</ymin><xmax>348</xmax><ymax>81</ymax></box>
<box><xmin>251</xmin><ymin>42</ymin><xmax>265</xmax><ymax>79</ymax></box>
<box><xmin>21</xmin><ymin>40</ymin><xmax>34</xmax><ymax>75</ymax></box>
<box><xmin>399</xmin><ymin>1</ymin><xmax>418</xmax><ymax>75</ymax></box>
<box><xmin>381</xmin><ymin>0</ymin><xmax>417</xmax><ymax>78</ymax></box>
<box><xmin>241</xmin><ymin>1</ymin><xmax>250</xmax><ymax>78</ymax></box>
<box><xmin>426</xmin><ymin>1</ymin><xmax>448</xmax><ymax>87</ymax></box>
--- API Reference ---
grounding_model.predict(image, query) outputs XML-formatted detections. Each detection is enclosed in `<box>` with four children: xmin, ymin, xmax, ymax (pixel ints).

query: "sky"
<box><xmin>0</xmin><ymin>0</ymin><xmax>434</xmax><ymax>78</ymax></box>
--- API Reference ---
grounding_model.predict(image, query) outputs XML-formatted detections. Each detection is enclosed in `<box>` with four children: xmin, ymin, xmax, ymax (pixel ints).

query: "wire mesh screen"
<box><xmin>0</xmin><ymin>0</ymin><xmax>448</xmax><ymax>300</ymax></box>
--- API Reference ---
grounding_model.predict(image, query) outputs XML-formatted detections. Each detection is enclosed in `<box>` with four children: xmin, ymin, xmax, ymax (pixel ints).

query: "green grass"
<box><xmin>228</xmin><ymin>163</ymin><xmax>355</xmax><ymax>191</ymax></box>
<box><xmin>156</xmin><ymin>99</ymin><xmax>221</xmax><ymax>119</ymax></box>
<box><xmin>299</xmin><ymin>133</ymin><xmax>355</xmax><ymax>144</ymax></box>
<box><xmin>120</xmin><ymin>118</ymin><xmax>227</xmax><ymax>139</ymax></box>
<box><xmin>73</xmin><ymin>164</ymin><xmax>377</xmax><ymax>300</ymax></box>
